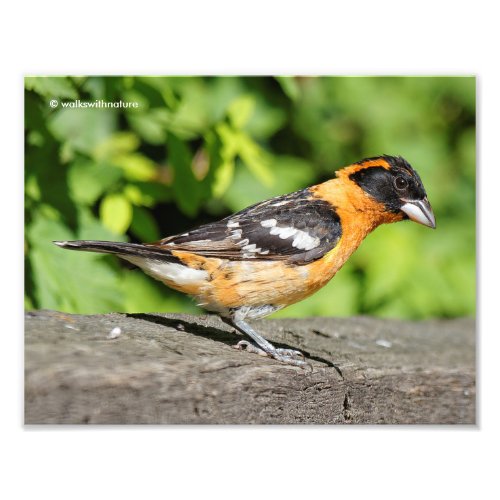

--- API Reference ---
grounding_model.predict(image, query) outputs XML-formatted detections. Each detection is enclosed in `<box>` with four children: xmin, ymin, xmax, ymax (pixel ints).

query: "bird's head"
<box><xmin>339</xmin><ymin>155</ymin><xmax>436</xmax><ymax>229</ymax></box>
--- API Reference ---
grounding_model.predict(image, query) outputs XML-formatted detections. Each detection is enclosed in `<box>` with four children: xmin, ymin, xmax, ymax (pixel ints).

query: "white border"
<box><xmin>3</xmin><ymin>1</ymin><xmax>497</xmax><ymax>498</ymax></box>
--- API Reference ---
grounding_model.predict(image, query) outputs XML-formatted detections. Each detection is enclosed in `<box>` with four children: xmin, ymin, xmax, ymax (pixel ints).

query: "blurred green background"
<box><xmin>24</xmin><ymin>76</ymin><xmax>475</xmax><ymax>319</ymax></box>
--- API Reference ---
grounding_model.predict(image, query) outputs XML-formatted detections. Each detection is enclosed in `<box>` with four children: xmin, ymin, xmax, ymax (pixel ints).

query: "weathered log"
<box><xmin>24</xmin><ymin>310</ymin><xmax>475</xmax><ymax>424</ymax></box>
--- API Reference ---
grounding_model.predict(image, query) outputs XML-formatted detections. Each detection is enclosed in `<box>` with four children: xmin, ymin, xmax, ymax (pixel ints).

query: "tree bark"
<box><xmin>25</xmin><ymin>310</ymin><xmax>475</xmax><ymax>424</ymax></box>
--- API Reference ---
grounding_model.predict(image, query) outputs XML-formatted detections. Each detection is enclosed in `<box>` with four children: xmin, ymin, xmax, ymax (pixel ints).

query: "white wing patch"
<box><xmin>229</xmin><ymin>229</ymin><xmax>243</xmax><ymax>240</ymax></box>
<box><xmin>259</xmin><ymin>218</ymin><xmax>320</xmax><ymax>252</ymax></box>
<box><xmin>236</xmin><ymin>238</ymin><xmax>250</xmax><ymax>247</ymax></box>
<box><xmin>242</xmin><ymin>243</ymin><xmax>259</xmax><ymax>253</ymax></box>
<box><xmin>241</xmin><ymin>242</ymin><xmax>266</xmax><ymax>258</ymax></box>
<box><xmin>260</xmin><ymin>219</ymin><xmax>277</xmax><ymax>228</ymax></box>
<box><xmin>124</xmin><ymin>256</ymin><xmax>208</xmax><ymax>285</ymax></box>
<box><xmin>291</xmin><ymin>230</ymin><xmax>320</xmax><ymax>250</ymax></box>
<box><xmin>271</xmin><ymin>200</ymin><xmax>291</xmax><ymax>207</ymax></box>
<box><xmin>263</xmin><ymin>224</ymin><xmax>320</xmax><ymax>251</ymax></box>
<box><xmin>270</xmin><ymin>226</ymin><xmax>295</xmax><ymax>239</ymax></box>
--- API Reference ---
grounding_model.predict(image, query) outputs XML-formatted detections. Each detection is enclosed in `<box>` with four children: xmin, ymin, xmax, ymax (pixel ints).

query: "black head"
<box><xmin>348</xmin><ymin>155</ymin><xmax>436</xmax><ymax>228</ymax></box>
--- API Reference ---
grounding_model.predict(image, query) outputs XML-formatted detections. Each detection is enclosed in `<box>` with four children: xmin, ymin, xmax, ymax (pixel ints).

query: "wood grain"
<box><xmin>24</xmin><ymin>311</ymin><xmax>475</xmax><ymax>424</ymax></box>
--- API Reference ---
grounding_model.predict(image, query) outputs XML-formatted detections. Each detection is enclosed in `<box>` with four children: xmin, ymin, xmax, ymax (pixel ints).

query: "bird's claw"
<box><xmin>275</xmin><ymin>347</ymin><xmax>306</xmax><ymax>361</ymax></box>
<box><xmin>233</xmin><ymin>340</ymin><xmax>312</xmax><ymax>370</ymax></box>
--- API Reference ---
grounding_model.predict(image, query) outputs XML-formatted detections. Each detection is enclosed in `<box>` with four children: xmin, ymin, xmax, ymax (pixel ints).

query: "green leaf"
<box><xmin>237</xmin><ymin>133</ymin><xmax>274</xmax><ymax>187</ymax></box>
<box><xmin>245</xmin><ymin>99</ymin><xmax>286</xmax><ymax>139</ymax></box>
<box><xmin>68</xmin><ymin>160</ymin><xmax>122</xmax><ymax>205</ymax></box>
<box><xmin>203</xmin><ymin>130</ymin><xmax>234</xmax><ymax>198</ymax></box>
<box><xmin>205</xmin><ymin>77</ymin><xmax>246</xmax><ymax>122</ymax></box>
<box><xmin>130</xmin><ymin>206</ymin><xmax>160</xmax><ymax>242</ymax></box>
<box><xmin>126</xmin><ymin>110</ymin><xmax>168</xmax><ymax>144</ymax></box>
<box><xmin>167</xmin><ymin>134</ymin><xmax>201</xmax><ymax>216</ymax></box>
<box><xmin>111</xmin><ymin>153</ymin><xmax>157</xmax><ymax>181</ymax></box>
<box><xmin>125</xmin><ymin>182</ymin><xmax>171</xmax><ymax>205</ymax></box>
<box><xmin>26</xmin><ymin>213</ymin><xmax>123</xmax><ymax>313</ymax></box>
<box><xmin>24</xmin><ymin>294</ymin><xmax>34</xmax><ymax>310</ymax></box>
<box><xmin>77</xmin><ymin>206</ymin><xmax>122</xmax><ymax>241</ymax></box>
<box><xmin>25</xmin><ymin>141</ymin><xmax>78</xmax><ymax>226</ymax></box>
<box><xmin>25</xmin><ymin>76</ymin><xmax>78</xmax><ymax>100</ymax></box>
<box><xmin>216</xmin><ymin>122</ymin><xmax>240</xmax><ymax>159</ymax></box>
<box><xmin>100</xmin><ymin>193</ymin><xmax>133</xmax><ymax>234</ymax></box>
<box><xmin>93</xmin><ymin>132</ymin><xmax>140</xmax><ymax>162</ymax></box>
<box><xmin>276</xmin><ymin>76</ymin><xmax>301</xmax><ymax>101</ymax></box>
<box><xmin>162</xmin><ymin>78</ymin><xmax>210</xmax><ymax>138</ymax></box>
<box><xmin>227</xmin><ymin>95</ymin><xmax>256</xmax><ymax>129</ymax></box>
<box><xmin>48</xmin><ymin>107</ymin><xmax>117</xmax><ymax>156</ymax></box>
<box><xmin>212</xmin><ymin>158</ymin><xmax>235</xmax><ymax>198</ymax></box>
<box><xmin>123</xmin><ymin>184</ymin><xmax>144</xmax><ymax>205</ymax></box>
<box><xmin>223</xmin><ymin>155</ymin><xmax>315</xmax><ymax>211</ymax></box>
<box><xmin>25</xmin><ymin>175</ymin><xmax>41</xmax><ymax>202</ymax></box>
<box><xmin>215</xmin><ymin>123</ymin><xmax>274</xmax><ymax>187</ymax></box>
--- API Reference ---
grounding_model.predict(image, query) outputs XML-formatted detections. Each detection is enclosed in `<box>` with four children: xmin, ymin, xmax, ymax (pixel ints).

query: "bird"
<box><xmin>54</xmin><ymin>155</ymin><xmax>435</xmax><ymax>368</ymax></box>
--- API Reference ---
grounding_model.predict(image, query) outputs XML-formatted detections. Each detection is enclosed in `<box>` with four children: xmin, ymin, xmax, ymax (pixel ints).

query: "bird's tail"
<box><xmin>53</xmin><ymin>240</ymin><xmax>175</xmax><ymax>261</ymax></box>
<box><xmin>54</xmin><ymin>240</ymin><xmax>207</xmax><ymax>291</ymax></box>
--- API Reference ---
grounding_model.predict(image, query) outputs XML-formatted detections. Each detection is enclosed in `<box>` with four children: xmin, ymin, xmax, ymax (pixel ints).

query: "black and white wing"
<box><xmin>158</xmin><ymin>188</ymin><xmax>342</xmax><ymax>264</ymax></box>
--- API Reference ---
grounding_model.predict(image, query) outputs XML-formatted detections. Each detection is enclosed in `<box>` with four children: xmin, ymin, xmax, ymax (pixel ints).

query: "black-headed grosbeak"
<box><xmin>55</xmin><ymin>155</ymin><xmax>435</xmax><ymax>368</ymax></box>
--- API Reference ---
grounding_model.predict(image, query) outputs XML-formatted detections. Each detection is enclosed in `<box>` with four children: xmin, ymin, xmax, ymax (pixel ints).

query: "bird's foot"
<box><xmin>233</xmin><ymin>340</ymin><xmax>312</xmax><ymax>370</ymax></box>
<box><xmin>233</xmin><ymin>340</ymin><xmax>269</xmax><ymax>356</ymax></box>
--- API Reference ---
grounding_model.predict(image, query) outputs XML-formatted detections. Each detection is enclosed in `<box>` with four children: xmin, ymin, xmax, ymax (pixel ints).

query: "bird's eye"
<box><xmin>394</xmin><ymin>176</ymin><xmax>408</xmax><ymax>191</ymax></box>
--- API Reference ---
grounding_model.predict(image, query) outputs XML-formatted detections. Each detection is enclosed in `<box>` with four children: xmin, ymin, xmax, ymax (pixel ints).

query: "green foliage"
<box><xmin>24</xmin><ymin>76</ymin><xmax>475</xmax><ymax>319</ymax></box>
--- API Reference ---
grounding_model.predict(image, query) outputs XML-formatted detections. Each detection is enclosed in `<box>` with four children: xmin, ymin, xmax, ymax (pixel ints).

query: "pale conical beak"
<box><xmin>401</xmin><ymin>198</ymin><xmax>436</xmax><ymax>229</ymax></box>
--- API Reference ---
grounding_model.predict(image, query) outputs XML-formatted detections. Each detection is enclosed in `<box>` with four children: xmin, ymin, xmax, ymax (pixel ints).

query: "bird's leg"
<box><xmin>223</xmin><ymin>317</ymin><xmax>309</xmax><ymax>368</ymax></box>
